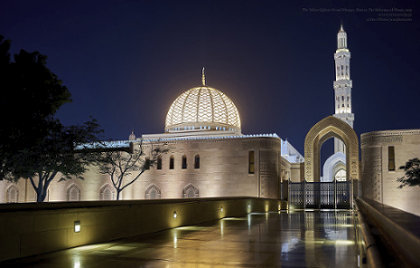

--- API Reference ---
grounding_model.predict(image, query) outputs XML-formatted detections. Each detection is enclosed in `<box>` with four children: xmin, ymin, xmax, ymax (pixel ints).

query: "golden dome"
<box><xmin>165</xmin><ymin>85</ymin><xmax>241</xmax><ymax>133</ymax></box>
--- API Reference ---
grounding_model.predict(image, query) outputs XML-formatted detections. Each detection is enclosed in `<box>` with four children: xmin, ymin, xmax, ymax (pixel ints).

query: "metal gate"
<box><xmin>336</xmin><ymin>181</ymin><xmax>351</xmax><ymax>209</ymax></box>
<box><xmin>289</xmin><ymin>182</ymin><xmax>304</xmax><ymax>209</ymax></box>
<box><xmin>320</xmin><ymin>182</ymin><xmax>335</xmax><ymax>208</ymax></box>
<box><xmin>288</xmin><ymin>181</ymin><xmax>352</xmax><ymax>209</ymax></box>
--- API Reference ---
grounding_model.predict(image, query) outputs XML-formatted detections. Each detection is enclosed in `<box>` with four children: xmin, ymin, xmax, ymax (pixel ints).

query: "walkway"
<box><xmin>2</xmin><ymin>210</ymin><xmax>359</xmax><ymax>267</ymax></box>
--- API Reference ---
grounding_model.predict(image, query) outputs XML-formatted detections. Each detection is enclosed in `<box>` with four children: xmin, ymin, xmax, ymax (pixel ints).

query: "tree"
<box><xmin>397</xmin><ymin>158</ymin><xmax>420</xmax><ymax>188</ymax></box>
<box><xmin>0</xmin><ymin>35</ymin><xmax>103</xmax><ymax>201</ymax></box>
<box><xmin>98</xmin><ymin>141</ymin><xmax>167</xmax><ymax>200</ymax></box>
<box><xmin>7</xmin><ymin>119</ymin><xmax>102</xmax><ymax>202</ymax></box>
<box><xmin>0</xmin><ymin>35</ymin><xmax>71</xmax><ymax>180</ymax></box>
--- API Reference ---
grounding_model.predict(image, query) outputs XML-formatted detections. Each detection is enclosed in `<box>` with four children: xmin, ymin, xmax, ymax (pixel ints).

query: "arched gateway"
<box><xmin>300</xmin><ymin>116</ymin><xmax>359</xmax><ymax>208</ymax></box>
<box><xmin>305</xmin><ymin>116</ymin><xmax>359</xmax><ymax>182</ymax></box>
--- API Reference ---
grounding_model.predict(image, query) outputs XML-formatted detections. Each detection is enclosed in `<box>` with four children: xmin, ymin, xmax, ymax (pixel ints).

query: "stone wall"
<box><xmin>0</xmin><ymin>197</ymin><xmax>286</xmax><ymax>262</ymax></box>
<box><xmin>0</xmin><ymin>136</ymin><xmax>282</xmax><ymax>203</ymax></box>
<box><xmin>361</xmin><ymin>129</ymin><xmax>420</xmax><ymax>216</ymax></box>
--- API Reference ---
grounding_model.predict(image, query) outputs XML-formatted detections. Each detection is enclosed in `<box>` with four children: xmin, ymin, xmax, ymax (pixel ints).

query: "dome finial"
<box><xmin>201</xmin><ymin>67</ymin><xmax>206</xmax><ymax>86</ymax></box>
<box><xmin>129</xmin><ymin>130</ymin><xmax>136</xmax><ymax>141</ymax></box>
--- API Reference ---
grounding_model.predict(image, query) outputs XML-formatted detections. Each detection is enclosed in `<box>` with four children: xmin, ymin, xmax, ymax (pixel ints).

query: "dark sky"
<box><xmin>1</xmin><ymin>0</ymin><xmax>419</xmax><ymax>158</ymax></box>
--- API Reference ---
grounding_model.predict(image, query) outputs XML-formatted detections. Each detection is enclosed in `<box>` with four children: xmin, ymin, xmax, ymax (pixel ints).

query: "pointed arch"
<box><xmin>304</xmin><ymin>116</ymin><xmax>359</xmax><ymax>198</ymax></box>
<box><xmin>156</xmin><ymin>156</ymin><xmax>162</xmax><ymax>170</ymax></box>
<box><xmin>322</xmin><ymin>152</ymin><xmax>346</xmax><ymax>182</ymax></box>
<box><xmin>100</xmin><ymin>184</ymin><xmax>115</xmax><ymax>200</ymax></box>
<box><xmin>169</xmin><ymin>155</ymin><xmax>174</xmax><ymax>169</ymax></box>
<box><xmin>182</xmin><ymin>155</ymin><xmax>187</xmax><ymax>169</ymax></box>
<box><xmin>6</xmin><ymin>185</ymin><xmax>19</xmax><ymax>203</ymax></box>
<box><xmin>334</xmin><ymin>168</ymin><xmax>347</xmax><ymax>182</ymax></box>
<box><xmin>183</xmin><ymin>184</ymin><xmax>199</xmax><ymax>198</ymax></box>
<box><xmin>67</xmin><ymin>184</ymin><xmax>81</xmax><ymax>201</ymax></box>
<box><xmin>194</xmin><ymin>154</ymin><xmax>200</xmax><ymax>169</ymax></box>
<box><xmin>145</xmin><ymin>184</ymin><xmax>161</xmax><ymax>199</ymax></box>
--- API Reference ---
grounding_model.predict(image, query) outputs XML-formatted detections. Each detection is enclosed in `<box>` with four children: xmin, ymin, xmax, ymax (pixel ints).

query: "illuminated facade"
<box><xmin>361</xmin><ymin>130</ymin><xmax>420</xmax><ymax>216</ymax></box>
<box><xmin>0</xmin><ymin>70</ymin><xmax>303</xmax><ymax>202</ymax></box>
<box><xmin>132</xmin><ymin>69</ymin><xmax>303</xmax><ymax>199</ymax></box>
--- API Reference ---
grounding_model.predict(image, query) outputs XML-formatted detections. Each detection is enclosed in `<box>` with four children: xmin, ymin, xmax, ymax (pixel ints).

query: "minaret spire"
<box><xmin>337</xmin><ymin>23</ymin><xmax>347</xmax><ymax>49</ymax></box>
<box><xmin>333</xmin><ymin>23</ymin><xmax>354</xmax><ymax>154</ymax></box>
<box><xmin>201</xmin><ymin>67</ymin><xmax>206</xmax><ymax>86</ymax></box>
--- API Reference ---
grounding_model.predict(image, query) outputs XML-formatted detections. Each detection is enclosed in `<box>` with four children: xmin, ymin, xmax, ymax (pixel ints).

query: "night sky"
<box><xmin>1</xmin><ymin>0</ymin><xmax>419</xmax><ymax>159</ymax></box>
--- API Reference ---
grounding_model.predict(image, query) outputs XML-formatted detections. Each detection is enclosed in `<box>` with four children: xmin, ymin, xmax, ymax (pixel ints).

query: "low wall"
<box><xmin>357</xmin><ymin>198</ymin><xmax>420</xmax><ymax>267</ymax></box>
<box><xmin>0</xmin><ymin>197</ymin><xmax>286</xmax><ymax>262</ymax></box>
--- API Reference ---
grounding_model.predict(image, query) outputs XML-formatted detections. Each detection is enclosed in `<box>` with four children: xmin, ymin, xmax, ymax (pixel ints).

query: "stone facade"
<box><xmin>0</xmin><ymin>134</ymin><xmax>306</xmax><ymax>202</ymax></box>
<box><xmin>132</xmin><ymin>135</ymin><xmax>282</xmax><ymax>199</ymax></box>
<box><xmin>361</xmin><ymin>129</ymin><xmax>420</xmax><ymax>216</ymax></box>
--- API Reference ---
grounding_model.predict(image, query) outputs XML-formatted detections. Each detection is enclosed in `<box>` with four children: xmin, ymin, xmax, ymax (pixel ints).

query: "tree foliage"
<box><xmin>397</xmin><ymin>158</ymin><xmax>420</xmax><ymax>188</ymax></box>
<box><xmin>0</xmin><ymin>35</ymin><xmax>102</xmax><ymax>201</ymax></box>
<box><xmin>0</xmin><ymin>35</ymin><xmax>72</xmax><ymax>179</ymax></box>
<box><xmin>98</xmin><ymin>141</ymin><xmax>167</xmax><ymax>200</ymax></box>
<box><xmin>9</xmin><ymin>119</ymin><xmax>102</xmax><ymax>202</ymax></box>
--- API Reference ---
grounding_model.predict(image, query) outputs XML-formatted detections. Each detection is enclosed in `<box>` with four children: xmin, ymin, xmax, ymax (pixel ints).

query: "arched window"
<box><xmin>157</xmin><ymin>156</ymin><xmax>162</xmax><ymax>170</ymax></box>
<box><xmin>183</xmin><ymin>184</ymin><xmax>199</xmax><ymax>198</ymax></box>
<box><xmin>388</xmin><ymin>146</ymin><xmax>395</xmax><ymax>171</ymax></box>
<box><xmin>248</xmin><ymin>151</ymin><xmax>255</xmax><ymax>174</ymax></box>
<box><xmin>67</xmin><ymin>185</ymin><xmax>81</xmax><ymax>201</ymax></box>
<box><xmin>194</xmin><ymin>155</ymin><xmax>200</xmax><ymax>169</ymax></box>
<box><xmin>100</xmin><ymin>184</ymin><xmax>115</xmax><ymax>200</ymax></box>
<box><xmin>6</xmin><ymin>185</ymin><xmax>18</xmax><ymax>203</ymax></box>
<box><xmin>145</xmin><ymin>184</ymin><xmax>161</xmax><ymax>199</ymax></box>
<box><xmin>182</xmin><ymin>155</ymin><xmax>187</xmax><ymax>169</ymax></box>
<box><xmin>144</xmin><ymin>158</ymin><xmax>150</xmax><ymax>170</ymax></box>
<box><xmin>169</xmin><ymin>156</ymin><xmax>174</xmax><ymax>169</ymax></box>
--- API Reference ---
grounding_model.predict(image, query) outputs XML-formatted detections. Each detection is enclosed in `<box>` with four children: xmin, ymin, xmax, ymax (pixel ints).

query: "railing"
<box><xmin>357</xmin><ymin>198</ymin><xmax>420</xmax><ymax>267</ymax></box>
<box><xmin>354</xmin><ymin>202</ymin><xmax>384</xmax><ymax>268</ymax></box>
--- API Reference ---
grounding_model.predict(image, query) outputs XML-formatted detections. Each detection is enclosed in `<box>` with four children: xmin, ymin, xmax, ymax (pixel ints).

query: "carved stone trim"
<box><xmin>304</xmin><ymin>116</ymin><xmax>359</xmax><ymax>183</ymax></box>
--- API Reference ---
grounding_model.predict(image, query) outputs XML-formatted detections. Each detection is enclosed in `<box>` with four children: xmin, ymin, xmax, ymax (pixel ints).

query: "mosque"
<box><xmin>1</xmin><ymin>25</ymin><xmax>420</xmax><ymax>217</ymax></box>
<box><xmin>0</xmin><ymin>66</ymin><xmax>304</xmax><ymax>201</ymax></box>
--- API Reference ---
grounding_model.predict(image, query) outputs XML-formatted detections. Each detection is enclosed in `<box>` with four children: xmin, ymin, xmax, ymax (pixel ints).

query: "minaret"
<box><xmin>333</xmin><ymin>24</ymin><xmax>354</xmax><ymax>153</ymax></box>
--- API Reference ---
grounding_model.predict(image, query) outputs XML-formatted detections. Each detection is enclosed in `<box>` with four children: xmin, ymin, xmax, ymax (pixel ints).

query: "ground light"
<box><xmin>173</xmin><ymin>230</ymin><xmax>178</xmax><ymax>248</ymax></box>
<box><xmin>173</xmin><ymin>211</ymin><xmax>177</xmax><ymax>219</ymax></box>
<box><xmin>73</xmin><ymin>255</ymin><xmax>80</xmax><ymax>268</ymax></box>
<box><xmin>74</xmin><ymin>221</ymin><xmax>81</xmax><ymax>233</ymax></box>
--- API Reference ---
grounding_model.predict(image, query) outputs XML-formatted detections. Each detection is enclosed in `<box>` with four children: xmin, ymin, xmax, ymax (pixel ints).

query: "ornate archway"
<box><xmin>304</xmin><ymin>116</ymin><xmax>359</xmax><ymax>184</ymax></box>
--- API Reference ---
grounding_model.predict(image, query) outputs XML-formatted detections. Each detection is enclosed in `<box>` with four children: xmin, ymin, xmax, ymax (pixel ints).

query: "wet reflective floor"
<box><xmin>3</xmin><ymin>210</ymin><xmax>359</xmax><ymax>267</ymax></box>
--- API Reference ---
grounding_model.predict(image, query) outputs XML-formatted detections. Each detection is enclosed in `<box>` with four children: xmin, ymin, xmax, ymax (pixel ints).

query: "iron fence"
<box><xmin>288</xmin><ymin>181</ymin><xmax>352</xmax><ymax>209</ymax></box>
